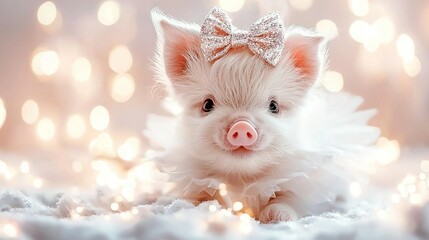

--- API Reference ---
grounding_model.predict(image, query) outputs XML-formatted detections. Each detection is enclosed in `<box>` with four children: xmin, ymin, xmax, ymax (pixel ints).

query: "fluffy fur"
<box><xmin>149</xmin><ymin>8</ymin><xmax>379</xmax><ymax>223</ymax></box>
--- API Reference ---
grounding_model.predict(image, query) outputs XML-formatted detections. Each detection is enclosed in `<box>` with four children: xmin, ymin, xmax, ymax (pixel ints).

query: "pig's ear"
<box><xmin>151</xmin><ymin>8</ymin><xmax>201</xmax><ymax>83</ymax></box>
<box><xmin>283</xmin><ymin>29</ymin><xmax>326</xmax><ymax>87</ymax></box>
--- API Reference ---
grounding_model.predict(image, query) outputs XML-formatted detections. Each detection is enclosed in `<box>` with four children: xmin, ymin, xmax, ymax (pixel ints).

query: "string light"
<box><xmin>322</xmin><ymin>71</ymin><xmax>344</xmax><ymax>92</ymax></box>
<box><xmin>117</xmin><ymin>137</ymin><xmax>140</xmax><ymax>161</ymax></box>
<box><xmin>110</xmin><ymin>73</ymin><xmax>135</xmax><ymax>103</ymax></box>
<box><xmin>402</xmin><ymin>55</ymin><xmax>421</xmax><ymax>77</ymax></box>
<box><xmin>348</xmin><ymin>0</ymin><xmax>369</xmax><ymax>17</ymax></box>
<box><xmin>289</xmin><ymin>0</ymin><xmax>313</xmax><ymax>11</ymax></box>
<box><xmin>349</xmin><ymin>182</ymin><xmax>362</xmax><ymax>197</ymax></box>
<box><xmin>315</xmin><ymin>19</ymin><xmax>338</xmax><ymax>40</ymax></box>
<box><xmin>36</xmin><ymin>117</ymin><xmax>56</xmax><ymax>141</ymax></box>
<box><xmin>21</xmin><ymin>100</ymin><xmax>40</xmax><ymax>124</ymax></box>
<box><xmin>90</xmin><ymin>106</ymin><xmax>110</xmax><ymax>131</ymax></box>
<box><xmin>66</xmin><ymin>114</ymin><xmax>86</xmax><ymax>139</ymax></box>
<box><xmin>110</xmin><ymin>202</ymin><xmax>120</xmax><ymax>211</ymax></box>
<box><xmin>20</xmin><ymin>161</ymin><xmax>30</xmax><ymax>174</ymax></box>
<box><xmin>218</xmin><ymin>0</ymin><xmax>246</xmax><ymax>12</ymax></box>
<box><xmin>2</xmin><ymin>223</ymin><xmax>18</xmax><ymax>238</ymax></box>
<box><xmin>232</xmin><ymin>201</ymin><xmax>243</xmax><ymax>212</ymax></box>
<box><xmin>376</xmin><ymin>137</ymin><xmax>400</xmax><ymax>166</ymax></box>
<box><xmin>0</xmin><ymin>98</ymin><xmax>6</xmax><ymax>129</ymax></box>
<box><xmin>396</xmin><ymin>34</ymin><xmax>415</xmax><ymax>61</ymax></box>
<box><xmin>37</xmin><ymin>1</ymin><xmax>57</xmax><ymax>26</ymax></box>
<box><xmin>98</xmin><ymin>1</ymin><xmax>121</xmax><ymax>26</ymax></box>
<box><xmin>31</xmin><ymin>49</ymin><xmax>59</xmax><ymax>77</ymax></box>
<box><xmin>72</xmin><ymin>57</ymin><xmax>92</xmax><ymax>82</ymax></box>
<box><xmin>108</xmin><ymin>45</ymin><xmax>133</xmax><ymax>73</ymax></box>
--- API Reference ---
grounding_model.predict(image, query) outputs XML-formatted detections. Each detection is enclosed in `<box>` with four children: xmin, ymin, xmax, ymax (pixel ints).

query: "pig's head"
<box><xmin>151</xmin><ymin>9</ymin><xmax>326</xmax><ymax>178</ymax></box>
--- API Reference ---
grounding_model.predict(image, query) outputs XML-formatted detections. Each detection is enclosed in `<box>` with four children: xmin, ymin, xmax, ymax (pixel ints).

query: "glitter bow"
<box><xmin>200</xmin><ymin>7</ymin><xmax>285</xmax><ymax>66</ymax></box>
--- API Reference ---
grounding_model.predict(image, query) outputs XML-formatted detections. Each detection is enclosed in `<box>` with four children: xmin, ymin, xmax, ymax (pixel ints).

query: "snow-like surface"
<box><xmin>1</xmin><ymin>149</ymin><xmax>429</xmax><ymax>240</ymax></box>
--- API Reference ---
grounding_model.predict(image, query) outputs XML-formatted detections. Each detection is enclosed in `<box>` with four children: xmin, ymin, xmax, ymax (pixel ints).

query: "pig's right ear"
<box><xmin>151</xmin><ymin>8</ymin><xmax>201</xmax><ymax>83</ymax></box>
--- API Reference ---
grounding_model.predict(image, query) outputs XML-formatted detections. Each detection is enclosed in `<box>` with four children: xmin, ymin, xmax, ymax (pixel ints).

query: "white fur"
<box><xmin>149</xmin><ymin>8</ymin><xmax>378</xmax><ymax>223</ymax></box>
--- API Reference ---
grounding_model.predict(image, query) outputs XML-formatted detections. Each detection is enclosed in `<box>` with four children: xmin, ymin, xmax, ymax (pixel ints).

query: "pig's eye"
<box><xmin>202</xmin><ymin>98</ymin><xmax>215</xmax><ymax>113</ymax></box>
<box><xmin>269</xmin><ymin>100</ymin><xmax>279</xmax><ymax>114</ymax></box>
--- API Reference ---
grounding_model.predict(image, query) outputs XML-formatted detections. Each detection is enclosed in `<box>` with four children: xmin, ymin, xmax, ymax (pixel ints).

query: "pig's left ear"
<box><xmin>282</xmin><ymin>29</ymin><xmax>326</xmax><ymax>87</ymax></box>
<box><xmin>151</xmin><ymin>8</ymin><xmax>201</xmax><ymax>88</ymax></box>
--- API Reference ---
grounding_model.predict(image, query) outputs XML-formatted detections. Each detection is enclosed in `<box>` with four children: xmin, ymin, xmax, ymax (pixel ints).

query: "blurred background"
<box><xmin>0</xmin><ymin>0</ymin><xmax>427</xmax><ymax>159</ymax></box>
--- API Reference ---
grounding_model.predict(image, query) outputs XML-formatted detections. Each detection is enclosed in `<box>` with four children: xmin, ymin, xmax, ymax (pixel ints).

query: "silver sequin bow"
<box><xmin>200</xmin><ymin>7</ymin><xmax>285</xmax><ymax>66</ymax></box>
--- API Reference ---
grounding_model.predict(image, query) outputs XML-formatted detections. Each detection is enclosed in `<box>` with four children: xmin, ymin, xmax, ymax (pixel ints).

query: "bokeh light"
<box><xmin>218</xmin><ymin>0</ymin><xmax>245</xmax><ymax>13</ymax></box>
<box><xmin>348</xmin><ymin>0</ymin><xmax>369</xmax><ymax>17</ymax></box>
<box><xmin>36</xmin><ymin>117</ymin><xmax>56</xmax><ymax>141</ymax></box>
<box><xmin>21</xmin><ymin>100</ymin><xmax>40</xmax><ymax>124</ymax></box>
<box><xmin>2</xmin><ymin>224</ymin><xmax>18</xmax><ymax>238</ymax></box>
<box><xmin>0</xmin><ymin>98</ymin><xmax>6</xmax><ymax>129</ymax></box>
<box><xmin>315</xmin><ymin>19</ymin><xmax>338</xmax><ymax>40</ymax></box>
<box><xmin>89</xmin><ymin>133</ymin><xmax>116</xmax><ymax>157</ymax></box>
<box><xmin>66</xmin><ymin>115</ymin><xmax>86</xmax><ymax>139</ymax></box>
<box><xmin>72</xmin><ymin>57</ymin><xmax>92</xmax><ymax>82</ymax></box>
<box><xmin>403</xmin><ymin>55</ymin><xmax>421</xmax><ymax>77</ymax></box>
<box><xmin>98</xmin><ymin>1</ymin><xmax>121</xmax><ymax>26</ymax></box>
<box><xmin>31</xmin><ymin>49</ymin><xmax>59</xmax><ymax>77</ymax></box>
<box><xmin>90</xmin><ymin>106</ymin><xmax>110</xmax><ymax>131</ymax></box>
<box><xmin>373</xmin><ymin>17</ymin><xmax>395</xmax><ymax>44</ymax></box>
<box><xmin>289</xmin><ymin>0</ymin><xmax>313</xmax><ymax>11</ymax></box>
<box><xmin>322</xmin><ymin>71</ymin><xmax>344</xmax><ymax>92</ymax></box>
<box><xmin>376</xmin><ymin>137</ymin><xmax>401</xmax><ymax>165</ymax></box>
<box><xmin>37</xmin><ymin>1</ymin><xmax>57</xmax><ymax>26</ymax></box>
<box><xmin>108</xmin><ymin>45</ymin><xmax>133</xmax><ymax>73</ymax></box>
<box><xmin>396</xmin><ymin>34</ymin><xmax>415</xmax><ymax>61</ymax></box>
<box><xmin>117</xmin><ymin>137</ymin><xmax>140</xmax><ymax>161</ymax></box>
<box><xmin>110</xmin><ymin>73</ymin><xmax>135</xmax><ymax>103</ymax></box>
<box><xmin>349</xmin><ymin>20</ymin><xmax>369</xmax><ymax>43</ymax></box>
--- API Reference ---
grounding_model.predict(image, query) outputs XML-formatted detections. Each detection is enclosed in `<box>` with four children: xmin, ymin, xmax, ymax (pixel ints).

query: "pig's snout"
<box><xmin>226</xmin><ymin>120</ymin><xmax>258</xmax><ymax>147</ymax></box>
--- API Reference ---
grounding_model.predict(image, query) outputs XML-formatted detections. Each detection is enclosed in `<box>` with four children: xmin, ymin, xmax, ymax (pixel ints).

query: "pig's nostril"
<box><xmin>232</xmin><ymin>132</ymin><xmax>238</xmax><ymax>138</ymax></box>
<box><xmin>247</xmin><ymin>132</ymin><xmax>252</xmax><ymax>138</ymax></box>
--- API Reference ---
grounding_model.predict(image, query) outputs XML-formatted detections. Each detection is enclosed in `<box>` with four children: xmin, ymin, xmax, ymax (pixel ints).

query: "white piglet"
<box><xmin>148</xmin><ymin>7</ymin><xmax>379</xmax><ymax>223</ymax></box>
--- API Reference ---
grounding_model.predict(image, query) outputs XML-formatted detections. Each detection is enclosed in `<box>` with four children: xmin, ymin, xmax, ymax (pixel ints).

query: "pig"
<box><xmin>149</xmin><ymin>7</ymin><xmax>379</xmax><ymax>223</ymax></box>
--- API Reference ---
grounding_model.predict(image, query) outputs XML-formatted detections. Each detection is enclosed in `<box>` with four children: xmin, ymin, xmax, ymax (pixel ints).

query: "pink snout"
<box><xmin>227</xmin><ymin>120</ymin><xmax>258</xmax><ymax>147</ymax></box>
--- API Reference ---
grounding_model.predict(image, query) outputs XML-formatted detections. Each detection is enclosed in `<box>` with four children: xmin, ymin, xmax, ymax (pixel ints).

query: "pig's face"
<box><xmin>152</xmin><ymin>10</ymin><xmax>326</xmax><ymax>177</ymax></box>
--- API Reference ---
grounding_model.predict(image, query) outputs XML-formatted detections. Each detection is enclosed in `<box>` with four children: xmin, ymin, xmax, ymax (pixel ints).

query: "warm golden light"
<box><xmin>233</xmin><ymin>201</ymin><xmax>244</xmax><ymax>211</ymax></box>
<box><xmin>31</xmin><ymin>49</ymin><xmax>59</xmax><ymax>76</ymax></box>
<box><xmin>348</xmin><ymin>0</ymin><xmax>369</xmax><ymax>17</ymax></box>
<box><xmin>349</xmin><ymin>20</ymin><xmax>369</xmax><ymax>43</ymax></box>
<box><xmin>33</xmin><ymin>178</ymin><xmax>44</xmax><ymax>188</ymax></box>
<box><xmin>20</xmin><ymin>161</ymin><xmax>30</xmax><ymax>174</ymax></box>
<box><xmin>36</xmin><ymin>118</ymin><xmax>56</xmax><ymax>141</ymax></box>
<box><xmin>0</xmin><ymin>98</ymin><xmax>6</xmax><ymax>129</ymax></box>
<box><xmin>421</xmin><ymin>160</ymin><xmax>429</xmax><ymax>172</ymax></box>
<box><xmin>98</xmin><ymin>1</ymin><xmax>121</xmax><ymax>26</ymax></box>
<box><xmin>110</xmin><ymin>73</ymin><xmax>135</xmax><ymax>103</ymax></box>
<box><xmin>376</xmin><ymin>137</ymin><xmax>401</xmax><ymax>165</ymax></box>
<box><xmin>209</xmin><ymin>204</ymin><xmax>217</xmax><ymax>212</ymax></box>
<box><xmin>373</xmin><ymin>17</ymin><xmax>395</xmax><ymax>44</ymax></box>
<box><xmin>89</xmin><ymin>133</ymin><xmax>116</xmax><ymax>157</ymax></box>
<box><xmin>66</xmin><ymin>115</ymin><xmax>86</xmax><ymax>139</ymax></box>
<box><xmin>72</xmin><ymin>57</ymin><xmax>92</xmax><ymax>82</ymax></box>
<box><xmin>218</xmin><ymin>0</ymin><xmax>246</xmax><ymax>12</ymax></box>
<box><xmin>362</xmin><ymin>25</ymin><xmax>381</xmax><ymax>52</ymax></box>
<box><xmin>322</xmin><ymin>71</ymin><xmax>344</xmax><ymax>92</ymax></box>
<box><xmin>396</xmin><ymin>34</ymin><xmax>415</xmax><ymax>61</ymax></box>
<box><xmin>21</xmin><ymin>100</ymin><xmax>40</xmax><ymax>124</ymax></box>
<box><xmin>349</xmin><ymin>182</ymin><xmax>362</xmax><ymax>197</ymax></box>
<box><xmin>315</xmin><ymin>19</ymin><xmax>338</xmax><ymax>40</ymax></box>
<box><xmin>117</xmin><ymin>137</ymin><xmax>140</xmax><ymax>161</ymax></box>
<box><xmin>37</xmin><ymin>1</ymin><xmax>57</xmax><ymax>26</ymax></box>
<box><xmin>289</xmin><ymin>0</ymin><xmax>313</xmax><ymax>11</ymax></box>
<box><xmin>403</xmin><ymin>55</ymin><xmax>421</xmax><ymax>77</ymax></box>
<box><xmin>108</xmin><ymin>45</ymin><xmax>133</xmax><ymax>73</ymax></box>
<box><xmin>110</xmin><ymin>202</ymin><xmax>119</xmax><ymax>211</ymax></box>
<box><xmin>90</xmin><ymin>106</ymin><xmax>110</xmax><ymax>131</ymax></box>
<box><xmin>2</xmin><ymin>223</ymin><xmax>18</xmax><ymax>238</ymax></box>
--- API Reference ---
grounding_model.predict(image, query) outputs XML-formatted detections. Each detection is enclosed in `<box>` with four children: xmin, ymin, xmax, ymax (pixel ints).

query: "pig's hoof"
<box><xmin>259</xmin><ymin>203</ymin><xmax>297</xmax><ymax>224</ymax></box>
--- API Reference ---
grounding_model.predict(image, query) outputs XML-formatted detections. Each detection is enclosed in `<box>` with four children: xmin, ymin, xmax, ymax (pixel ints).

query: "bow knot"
<box><xmin>200</xmin><ymin>7</ymin><xmax>285</xmax><ymax>66</ymax></box>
